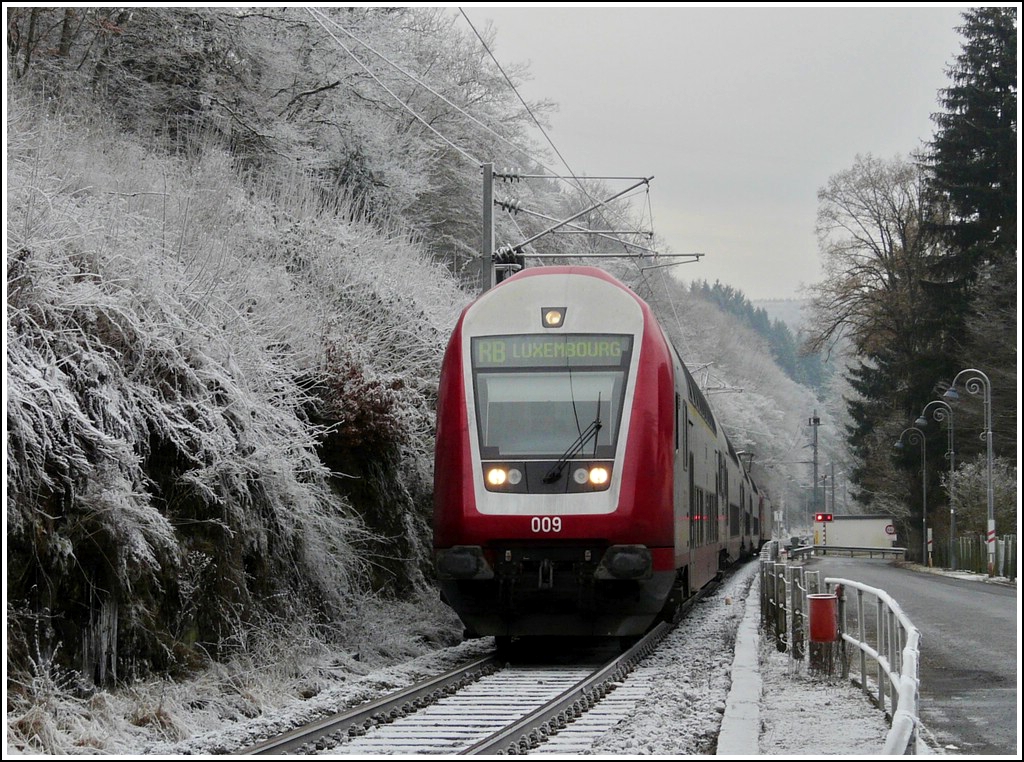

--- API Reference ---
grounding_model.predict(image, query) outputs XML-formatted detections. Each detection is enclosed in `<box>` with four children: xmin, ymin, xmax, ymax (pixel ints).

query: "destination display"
<box><xmin>473</xmin><ymin>334</ymin><xmax>632</xmax><ymax>368</ymax></box>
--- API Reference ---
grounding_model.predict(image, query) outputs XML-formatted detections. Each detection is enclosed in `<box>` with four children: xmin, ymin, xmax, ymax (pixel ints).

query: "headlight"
<box><xmin>485</xmin><ymin>466</ymin><xmax>523</xmax><ymax>488</ymax></box>
<box><xmin>575</xmin><ymin>465</ymin><xmax>611</xmax><ymax>487</ymax></box>
<box><xmin>542</xmin><ymin>307</ymin><xmax>566</xmax><ymax>328</ymax></box>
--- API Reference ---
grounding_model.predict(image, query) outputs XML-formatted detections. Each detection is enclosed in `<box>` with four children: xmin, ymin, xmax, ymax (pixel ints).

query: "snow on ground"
<box><xmin>757</xmin><ymin>639</ymin><xmax>892</xmax><ymax>756</ymax></box>
<box><xmin>584</xmin><ymin>561</ymin><xmax>892</xmax><ymax>756</ymax></box>
<box><xmin>6</xmin><ymin>561</ymin><xmax>907</xmax><ymax>757</ymax></box>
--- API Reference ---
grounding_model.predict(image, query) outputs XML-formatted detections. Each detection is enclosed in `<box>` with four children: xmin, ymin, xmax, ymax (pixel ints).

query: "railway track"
<box><xmin>239</xmin><ymin>577</ymin><xmax>723</xmax><ymax>755</ymax></box>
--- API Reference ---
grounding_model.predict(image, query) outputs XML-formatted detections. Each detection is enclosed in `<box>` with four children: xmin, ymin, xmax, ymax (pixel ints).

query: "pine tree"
<box><xmin>928</xmin><ymin>7</ymin><xmax>1017</xmax><ymax>273</ymax></box>
<box><xmin>925</xmin><ymin>7</ymin><xmax>1017</xmax><ymax>466</ymax></box>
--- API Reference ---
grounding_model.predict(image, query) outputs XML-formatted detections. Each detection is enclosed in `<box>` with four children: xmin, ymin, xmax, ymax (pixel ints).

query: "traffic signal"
<box><xmin>815</xmin><ymin>513</ymin><xmax>833</xmax><ymax>522</ymax></box>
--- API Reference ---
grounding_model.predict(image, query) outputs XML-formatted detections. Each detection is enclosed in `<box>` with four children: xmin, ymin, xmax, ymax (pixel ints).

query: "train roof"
<box><xmin>501</xmin><ymin>265</ymin><xmax>628</xmax><ymax>285</ymax></box>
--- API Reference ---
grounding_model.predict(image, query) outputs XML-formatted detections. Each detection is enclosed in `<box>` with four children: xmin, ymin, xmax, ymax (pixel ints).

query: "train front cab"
<box><xmin>433</xmin><ymin>268</ymin><xmax>680</xmax><ymax>640</ymax></box>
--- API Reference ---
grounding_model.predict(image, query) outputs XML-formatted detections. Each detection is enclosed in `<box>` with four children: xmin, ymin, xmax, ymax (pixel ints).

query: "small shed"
<box><xmin>813</xmin><ymin>514</ymin><xmax>897</xmax><ymax>548</ymax></box>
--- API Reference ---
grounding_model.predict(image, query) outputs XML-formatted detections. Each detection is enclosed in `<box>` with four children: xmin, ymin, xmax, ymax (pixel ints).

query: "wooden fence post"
<box><xmin>774</xmin><ymin>563</ymin><xmax>786</xmax><ymax>651</ymax></box>
<box><xmin>790</xmin><ymin>565</ymin><xmax>804</xmax><ymax>662</ymax></box>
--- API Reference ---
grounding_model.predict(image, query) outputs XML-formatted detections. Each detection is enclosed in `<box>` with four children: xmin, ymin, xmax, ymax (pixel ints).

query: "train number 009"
<box><xmin>530</xmin><ymin>517</ymin><xmax>562</xmax><ymax>533</ymax></box>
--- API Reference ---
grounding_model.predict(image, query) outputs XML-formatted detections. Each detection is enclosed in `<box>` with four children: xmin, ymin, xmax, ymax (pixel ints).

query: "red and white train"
<box><xmin>433</xmin><ymin>266</ymin><xmax>772</xmax><ymax>644</ymax></box>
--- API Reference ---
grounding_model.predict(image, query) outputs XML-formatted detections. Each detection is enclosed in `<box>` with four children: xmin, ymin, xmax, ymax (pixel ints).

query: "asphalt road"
<box><xmin>801</xmin><ymin>556</ymin><xmax>1019</xmax><ymax>756</ymax></box>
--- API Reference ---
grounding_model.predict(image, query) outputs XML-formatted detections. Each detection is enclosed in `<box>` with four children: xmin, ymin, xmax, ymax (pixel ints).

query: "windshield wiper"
<box><xmin>542</xmin><ymin>415</ymin><xmax>602</xmax><ymax>484</ymax></box>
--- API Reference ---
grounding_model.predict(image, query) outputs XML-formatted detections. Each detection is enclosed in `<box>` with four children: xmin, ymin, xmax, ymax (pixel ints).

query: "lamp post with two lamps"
<box><xmin>895</xmin><ymin>427</ymin><xmax>927</xmax><ymax>565</ymax></box>
<box><xmin>915</xmin><ymin>400</ymin><xmax>956</xmax><ymax>569</ymax></box>
<box><xmin>943</xmin><ymin>368</ymin><xmax>994</xmax><ymax>576</ymax></box>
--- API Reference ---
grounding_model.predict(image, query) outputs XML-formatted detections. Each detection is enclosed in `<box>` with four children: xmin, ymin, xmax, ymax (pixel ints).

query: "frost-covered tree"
<box><xmin>803</xmin><ymin>154</ymin><xmax>959</xmax><ymax>553</ymax></box>
<box><xmin>939</xmin><ymin>455</ymin><xmax>1018</xmax><ymax>537</ymax></box>
<box><xmin>806</xmin><ymin>154</ymin><xmax>942</xmax><ymax>360</ymax></box>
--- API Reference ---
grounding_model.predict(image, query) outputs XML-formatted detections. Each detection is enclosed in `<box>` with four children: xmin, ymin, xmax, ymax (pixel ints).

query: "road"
<box><xmin>801</xmin><ymin>556</ymin><xmax>1019</xmax><ymax>756</ymax></box>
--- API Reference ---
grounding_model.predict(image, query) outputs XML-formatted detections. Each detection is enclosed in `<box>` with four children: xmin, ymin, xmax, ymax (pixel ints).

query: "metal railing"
<box><xmin>787</xmin><ymin>544</ymin><xmax>906</xmax><ymax>561</ymax></box>
<box><xmin>760</xmin><ymin>542</ymin><xmax>921</xmax><ymax>755</ymax></box>
<box><xmin>825</xmin><ymin>577</ymin><xmax>921</xmax><ymax>755</ymax></box>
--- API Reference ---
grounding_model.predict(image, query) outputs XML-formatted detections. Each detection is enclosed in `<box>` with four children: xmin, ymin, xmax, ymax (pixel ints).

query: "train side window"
<box><xmin>688</xmin><ymin>453</ymin><xmax>696</xmax><ymax>547</ymax></box>
<box><xmin>675</xmin><ymin>393</ymin><xmax>680</xmax><ymax>452</ymax></box>
<box><xmin>684</xmin><ymin>414</ymin><xmax>690</xmax><ymax>468</ymax></box>
<box><xmin>680</xmin><ymin>401</ymin><xmax>689</xmax><ymax>469</ymax></box>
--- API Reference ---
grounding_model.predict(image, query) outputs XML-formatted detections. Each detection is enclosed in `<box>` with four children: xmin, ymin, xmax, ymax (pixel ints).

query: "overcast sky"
<box><xmin>459</xmin><ymin>3</ymin><xmax>969</xmax><ymax>300</ymax></box>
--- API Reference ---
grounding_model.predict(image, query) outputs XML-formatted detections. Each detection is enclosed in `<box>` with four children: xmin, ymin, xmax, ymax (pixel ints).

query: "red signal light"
<box><xmin>815</xmin><ymin>513</ymin><xmax>833</xmax><ymax>522</ymax></box>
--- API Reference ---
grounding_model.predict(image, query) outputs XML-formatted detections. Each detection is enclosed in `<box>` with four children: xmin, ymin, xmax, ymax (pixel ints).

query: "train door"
<box><xmin>673</xmin><ymin>391</ymin><xmax>690</xmax><ymax>566</ymax></box>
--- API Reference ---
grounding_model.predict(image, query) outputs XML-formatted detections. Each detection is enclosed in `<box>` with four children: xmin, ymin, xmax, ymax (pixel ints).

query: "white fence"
<box><xmin>760</xmin><ymin>542</ymin><xmax>921</xmax><ymax>755</ymax></box>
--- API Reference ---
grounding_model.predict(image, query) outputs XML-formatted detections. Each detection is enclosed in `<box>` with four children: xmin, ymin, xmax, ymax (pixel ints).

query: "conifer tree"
<box><xmin>928</xmin><ymin>7</ymin><xmax>1017</xmax><ymax>274</ymax></box>
<box><xmin>925</xmin><ymin>6</ymin><xmax>1017</xmax><ymax>464</ymax></box>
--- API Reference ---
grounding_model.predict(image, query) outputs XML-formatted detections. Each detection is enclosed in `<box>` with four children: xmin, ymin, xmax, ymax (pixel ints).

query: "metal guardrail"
<box><xmin>760</xmin><ymin>542</ymin><xmax>921</xmax><ymax>755</ymax></box>
<box><xmin>787</xmin><ymin>545</ymin><xmax>907</xmax><ymax>561</ymax></box>
<box><xmin>825</xmin><ymin>577</ymin><xmax>921</xmax><ymax>755</ymax></box>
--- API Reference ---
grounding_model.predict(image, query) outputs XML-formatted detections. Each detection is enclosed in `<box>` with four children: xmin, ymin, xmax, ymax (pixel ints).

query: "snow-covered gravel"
<box><xmin>583</xmin><ymin>561</ymin><xmax>891</xmax><ymax>755</ymax></box>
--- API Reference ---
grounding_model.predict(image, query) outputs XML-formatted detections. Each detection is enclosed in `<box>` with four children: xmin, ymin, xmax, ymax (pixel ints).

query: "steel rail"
<box><xmin>461</xmin><ymin>622</ymin><xmax>673</xmax><ymax>754</ymax></box>
<box><xmin>238</xmin><ymin>655</ymin><xmax>500</xmax><ymax>754</ymax></box>
<box><xmin>464</xmin><ymin>575</ymin><xmax>721</xmax><ymax>754</ymax></box>
<box><xmin>240</xmin><ymin>567</ymin><xmax>731</xmax><ymax>755</ymax></box>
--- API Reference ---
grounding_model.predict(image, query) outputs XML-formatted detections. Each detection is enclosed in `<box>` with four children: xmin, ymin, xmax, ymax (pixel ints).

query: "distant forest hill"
<box><xmin>752</xmin><ymin>298</ymin><xmax>810</xmax><ymax>333</ymax></box>
<box><xmin>689</xmin><ymin>280</ymin><xmax>830</xmax><ymax>393</ymax></box>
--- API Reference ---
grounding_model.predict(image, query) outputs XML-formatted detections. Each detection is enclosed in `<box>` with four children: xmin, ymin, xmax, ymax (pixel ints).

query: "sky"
<box><xmin>458</xmin><ymin>3</ymin><xmax>970</xmax><ymax>300</ymax></box>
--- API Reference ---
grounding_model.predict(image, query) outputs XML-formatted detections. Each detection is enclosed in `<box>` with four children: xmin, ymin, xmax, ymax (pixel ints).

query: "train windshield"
<box><xmin>471</xmin><ymin>334</ymin><xmax>632</xmax><ymax>459</ymax></box>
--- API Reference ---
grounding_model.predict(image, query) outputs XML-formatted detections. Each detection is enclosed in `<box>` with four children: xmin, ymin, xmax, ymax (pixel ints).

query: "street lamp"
<box><xmin>943</xmin><ymin>368</ymin><xmax>994</xmax><ymax>576</ymax></box>
<box><xmin>894</xmin><ymin>427</ymin><xmax>927</xmax><ymax>564</ymax></box>
<box><xmin>916</xmin><ymin>400</ymin><xmax>956</xmax><ymax>569</ymax></box>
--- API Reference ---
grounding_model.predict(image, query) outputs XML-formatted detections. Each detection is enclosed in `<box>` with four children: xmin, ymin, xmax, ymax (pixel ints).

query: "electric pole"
<box><xmin>477</xmin><ymin>164</ymin><xmax>703</xmax><ymax>296</ymax></box>
<box><xmin>809</xmin><ymin>411</ymin><xmax>820</xmax><ymax>525</ymax></box>
<box><xmin>831</xmin><ymin>461</ymin><xmax>836</xmax><ymax>516</ymax></box>
<box><xmin>481</xmin><ymin>163</ymin><xmax>495</xmax><ymax>293</ymax></box>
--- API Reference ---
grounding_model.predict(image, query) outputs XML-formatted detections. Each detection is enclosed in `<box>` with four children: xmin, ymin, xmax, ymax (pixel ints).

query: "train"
<box><xmin>432</xmin><ymin>265</ymin><xmax>772</xmax><ymax>646</ymax></box>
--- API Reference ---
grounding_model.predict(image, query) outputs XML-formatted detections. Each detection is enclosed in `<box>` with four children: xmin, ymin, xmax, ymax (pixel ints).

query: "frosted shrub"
<box><xmin>941</xmin><ymin>455</ymin><xmax>1017</xmax><ymax>534</ymax></box>
<box><xmin>246</xmin><ymin>174</ymin><xmax>469</xmax><ymax>592</ymax></box>
<box><xmin>5</xmin><ymin>97</ymin><xmax>381</xmax><ymax>684</ymax></box>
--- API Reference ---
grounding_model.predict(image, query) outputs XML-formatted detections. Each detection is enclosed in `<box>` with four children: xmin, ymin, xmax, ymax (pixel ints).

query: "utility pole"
<box><xmin>477</xmin><ymin>165</ymin><xmax>703</xmax><ymax>296</ymax></box>
<box><xmin>809</xmin><ymin>411</ymin><xmax>820</xmax><ymax>525</ymax></box>
<box><xmin>481</xmin><ymin>163</ymin><xmax>495</xmax><ymax>293</ymax></box>
<box><xmin>831</xmin><ymin>462</ymin><xmax>836</xmax><ymax>516</ymax></box>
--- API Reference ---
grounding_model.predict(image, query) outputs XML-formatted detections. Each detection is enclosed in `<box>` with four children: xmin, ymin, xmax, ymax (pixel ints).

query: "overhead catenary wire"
<box><xmin>307</xmin><ymin>8</ymin><xmax>674</xmax><ymax>263</ymax></box>
<box><xmin>461</xmin><ymin>5</ymin><xmax>660</xmax><ymax>256</ymax></box>
<box><xmin>309</xmin><ymin>8</ymin><xmax>578</xmax><ymax>190</ymax></box>
<box><xmin>454</xmin><ymin>7</ymin><xmax>655</xmax><ymax>251</ymax></box>
<box><xmin>459</xmin><ymin>8</ymin><xmax>603</xmax><ymax>204</ymax></box>
<box><xmin>306</xmin><ymin>8</ymin><xmax>481</xmax><ymax>166</ymax></box>
<box><xmin>459</xmin><ymin>10</ymin><xmax>577</xmax><ymax>173</ymax></box>
<box><xmin>498</xmin><ymin>192</ymin><xmax>660</xmax><ymax>254</ymax></box>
